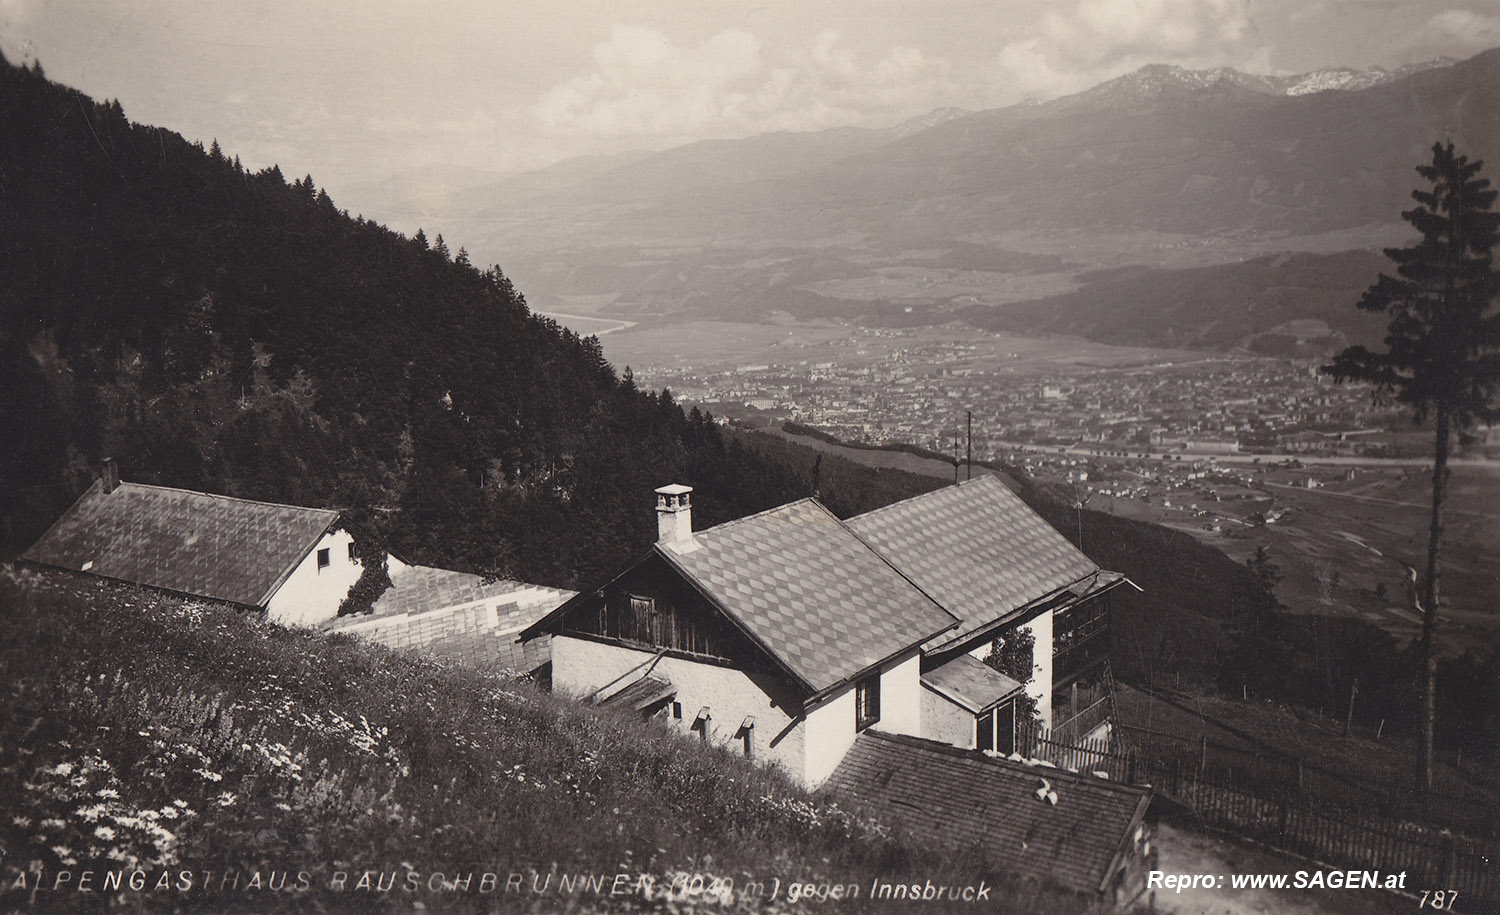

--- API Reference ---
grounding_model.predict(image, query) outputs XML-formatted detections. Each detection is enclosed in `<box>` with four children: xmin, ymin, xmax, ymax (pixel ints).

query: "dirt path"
<box><xmin>1142</xmin><ymin>823</ymin><xmax>1415</xmax><ymax>915</ymax></box>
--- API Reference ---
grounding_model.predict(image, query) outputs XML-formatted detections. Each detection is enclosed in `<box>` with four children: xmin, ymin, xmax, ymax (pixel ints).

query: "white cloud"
<box><xmin>1426</xmin><ymin>8</ymin><xmax>1500</xmax><ymax>46</ymax></box>
<box><xmin>534</xmin><ymin>25</ymin><xmax>955</xmax><ymax>141</ymax></box>
<box><xmin>994</xmin><ymin>0</ymin><xmax>1259</xmax><ymax>102</ymax></box>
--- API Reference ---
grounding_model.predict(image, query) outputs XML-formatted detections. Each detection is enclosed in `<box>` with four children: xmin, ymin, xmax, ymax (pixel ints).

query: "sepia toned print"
<box><xmin>2</xmin><ymin>5</ymin><xmax>1496</xmax><ymax>913</ymax></box>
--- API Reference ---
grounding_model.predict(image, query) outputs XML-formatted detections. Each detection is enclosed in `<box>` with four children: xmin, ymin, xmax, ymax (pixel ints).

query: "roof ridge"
<box><xmin>114</xmin><ymin>481</ymin><xmax>340</xmax><ymax>517</ymax></box>
<box><xmin>695</xmin><ymin>495</ymin><xmax>823</xmax><ymax>537</ymax></box>
<box><xmin>848</xmin><ymin>474</ymin><xmax>1005</xmax><ymax>524</ymax></box>
<box><xmin>860</xmin><ymin>730</ymin><xmax>1147</xmax><ymax>793</ymax></box>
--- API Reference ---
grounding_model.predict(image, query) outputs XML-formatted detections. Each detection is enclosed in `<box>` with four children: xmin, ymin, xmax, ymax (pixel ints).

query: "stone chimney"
<box><xmin>102</xmin><ymin>457</ymin><xmax>120</xmax><ymax>494</ymax></box>
<box><xmin>655</xmin><ymin>484</ymin><xmax>695</xmax><ymax>550</ymax></box>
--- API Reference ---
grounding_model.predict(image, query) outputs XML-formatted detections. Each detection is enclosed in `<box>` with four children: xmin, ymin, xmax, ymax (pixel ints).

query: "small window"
<box><xmin>671</xmin><ymin>701</ymin><xmax>683</xmax><ymax>720</ymax></box>
<box><xmin>317</xmin><ymin>548</ymin><xmax>330</xmax><ymax>570</ymax></box>
<box><xmin>347</xmin><ymin>542</ymin><xmax>357</xmax><ymax>561</ymax></box>
<box><xmin>855</xmin><ymin>675</ymin><xmax>881</xmax><ymax>731</ymax></box>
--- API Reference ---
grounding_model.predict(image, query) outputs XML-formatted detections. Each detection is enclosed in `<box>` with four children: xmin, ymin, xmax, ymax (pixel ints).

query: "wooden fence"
<box><xmin>1015</xmin><ymin>721</ymin><xmax>1499</xmax><ymax>907</ymax></box>
<box><xmin>1165</xmin><ymin>760</ymin><xmax>1497</xmax><ymax>906</ymax></box>
<box><xmin>1115</xmin><ymin>721</ymin><xmax>1498</xmax><ymax>837</ymax></box>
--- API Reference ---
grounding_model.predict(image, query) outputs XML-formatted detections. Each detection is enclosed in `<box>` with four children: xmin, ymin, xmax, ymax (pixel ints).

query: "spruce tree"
<box><xmin>1322</xmin><ymin>141</ymin><xmax>1500</xmax><ymax>793</ymax></box>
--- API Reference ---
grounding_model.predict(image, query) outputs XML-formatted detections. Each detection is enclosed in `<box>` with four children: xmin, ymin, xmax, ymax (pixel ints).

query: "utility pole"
<box><xmin>966</xmin><ymin>411</ymin><xmax>973</xmax><ymax>481</ymax></box>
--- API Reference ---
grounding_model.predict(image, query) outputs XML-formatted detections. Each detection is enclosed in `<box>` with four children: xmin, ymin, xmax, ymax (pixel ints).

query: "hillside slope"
<box><xmin>0</xmin><ymin>53</ymin><xmax>829</xmax><ymax>586</ymax></box>
<box><xmin>0</xmin><ymin>566</ymin><xmax>1088</xmax><ymax>913</ymax></box>
<box><xmin>961</xmin><ymin>250</ymin><xmax>1392</xmax><ymax>353</ymax></box>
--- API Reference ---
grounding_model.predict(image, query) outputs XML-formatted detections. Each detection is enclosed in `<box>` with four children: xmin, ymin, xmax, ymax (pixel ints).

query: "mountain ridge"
<box><xmin>427</xmin><ymin>47</ymin><xmax>1497</xmax><ymax>344</ymax></box>
<box><xmin>455</xmin><ymin>54</ymin><xmax>1463</xmax><ymax>210</ymax></box>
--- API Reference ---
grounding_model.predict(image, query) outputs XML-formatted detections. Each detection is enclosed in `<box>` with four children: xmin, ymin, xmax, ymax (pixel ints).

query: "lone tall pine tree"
<box><xmin>1323</xmin><ymin>142</ymin><xmax>1500</xmax><ymax>793</ymax></box>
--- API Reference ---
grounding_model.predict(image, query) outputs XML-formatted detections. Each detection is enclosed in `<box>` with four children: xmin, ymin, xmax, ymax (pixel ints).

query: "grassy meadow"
<box><xmin>0</xmin><ymin>565</ymin><xmax>1094</xmax><ymax>913</ymax></box>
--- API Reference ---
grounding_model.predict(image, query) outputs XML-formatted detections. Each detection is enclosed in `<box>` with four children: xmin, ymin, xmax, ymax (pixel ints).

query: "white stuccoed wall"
<box><xmin>803</xmin><ymin>649</ymin><xmax>922</xmax><ymax>788</ymax></box>
<box><xmin>266</xmin><ymin>529</ymin><xmax>361</xmax><ymax>627</ymax></box>
<box><xmin>1021</xmin><ymin>611</ymin><xmax>1054</xmax><ymax>726</ymax></box>
<box><xmin>921</xmin><ymin>687</ymin><xmax>978</xmax><ymax>749</ymax></box>
<box><xmin>553</xmin><ymin>637</ymin><xmax>924</xmax><ymax>788</ymax></box>
<box><xmin>552</xmin><ymin>635</ymin><xmax>807</xmax><ymax>782</ymax></box>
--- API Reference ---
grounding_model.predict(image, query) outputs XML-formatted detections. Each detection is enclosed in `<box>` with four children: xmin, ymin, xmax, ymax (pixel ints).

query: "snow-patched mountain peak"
<box><xmin>1076</xmin><ymin>57</ymin><xmax>1453</xmax><ymax>106</ymax></box>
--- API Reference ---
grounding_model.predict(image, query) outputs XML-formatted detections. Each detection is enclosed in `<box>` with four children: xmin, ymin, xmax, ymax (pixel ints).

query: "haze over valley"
<box><xmin>372</xmin><ymin>50</ymin><xmax>1498</xmax><ymax>358</ymax></box>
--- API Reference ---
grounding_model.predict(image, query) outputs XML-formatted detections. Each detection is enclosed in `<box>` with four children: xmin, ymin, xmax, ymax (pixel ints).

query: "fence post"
<box><xmin>1277</xmin><ymin>784</ymin><xmax>1290</xmax><ymax>841</ymax></box>
<box><xmin>1296</xmin><ymin>757</ymin><xmax>1304</xmax><ymax>795</ymax></box>
<box><xmin>1199</xmin><ymin>735</ymin><xmax>1207</xmax><ymax>776</ymax></box>
<box><xmin>1440</xmin><ymin>831</ymin><xmax>1457</xmax><ymax>888</ymax></box>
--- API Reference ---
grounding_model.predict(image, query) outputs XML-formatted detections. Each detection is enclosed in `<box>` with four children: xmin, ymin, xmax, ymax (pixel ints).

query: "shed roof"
<box><xmin>658</xmin><ymin>498</ymin><xmax>959</xmax><ymax>695</ymax></box>
<box><xmin>599</xmin><ymin>675</ymin><xmax>676</xmax><ymax>712</ymax></box>
<box><xmin>22</xmin><ymin>480</ymin><xmax>337</xmax><ymax>608</ymax></box>
<box><xmin>826</xmin><ymin>731</ymin><xmax>1150</xmax><ymax>897</ymax></box>
<box><xmin>848</xmin><ymin>475</ymin><xmax>1105</xmax><ymax>650</ymax></box>
<box><xmin>921</xmin><ymin>653</ymin><xmax>1023</xmax><ymax>713</ymax></box>
<box><xmin>367</xmin><ymin>564</ymin><xmax>572</xmax><ymax>626</ymax></box>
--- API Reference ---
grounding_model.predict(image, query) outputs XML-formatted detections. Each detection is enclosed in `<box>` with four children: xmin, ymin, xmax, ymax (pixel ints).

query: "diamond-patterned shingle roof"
<box><xmin>848</xmin><ymin>475</ymin><xmax>1101</xmax><ymax>649</ymax></box>
<box><xmin>22</xmin><ymin>480</ymin><xmax>337</xmax><ymax>608</ymax></box>
<box><xmin>826</xmin><ymin>731</ymin><xmax>1151</xmax><ymax>897</ymax></box>
<box><xmin>659</xmin><ymin>499</ymin><xmax>958</xmax><ymax>694</ymax></box>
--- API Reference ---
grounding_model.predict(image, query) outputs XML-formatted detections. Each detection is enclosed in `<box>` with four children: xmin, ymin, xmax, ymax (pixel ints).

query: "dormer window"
<box><xmin>855</xmin><ymin>674</ymin><xmax>881</xmax><ymax>731</ymax></box>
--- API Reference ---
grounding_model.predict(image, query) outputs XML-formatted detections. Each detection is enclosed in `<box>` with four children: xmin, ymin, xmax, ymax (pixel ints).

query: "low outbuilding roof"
<box><xmin>921</xmin><ymin>653</ymin><xmax>1023</xmax><ymax>713</ymax></box>
<box><xmin>826</xmin><ymin>731</ymin><xmax>1151</xmax><ymax>897</ymax></box>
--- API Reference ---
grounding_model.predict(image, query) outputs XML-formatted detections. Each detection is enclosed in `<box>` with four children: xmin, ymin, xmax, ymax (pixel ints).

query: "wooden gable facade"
<box><xmin>551</xmin><ymin>552</ymin><xmax>799</xmax><ymax>690</ymax></box>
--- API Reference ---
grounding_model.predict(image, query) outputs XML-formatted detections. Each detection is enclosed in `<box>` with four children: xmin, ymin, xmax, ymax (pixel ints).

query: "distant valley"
<box><xmin>356</xmin><ymin>49</ymin><xmax>1499</xmax><ymax>354</ymax></box>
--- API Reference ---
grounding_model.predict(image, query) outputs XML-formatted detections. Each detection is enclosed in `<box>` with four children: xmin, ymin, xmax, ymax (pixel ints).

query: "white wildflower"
<box><xmin>94</xmin><ymin>825</ymin><xmax>116</xmax><ymax>841</ymax></box>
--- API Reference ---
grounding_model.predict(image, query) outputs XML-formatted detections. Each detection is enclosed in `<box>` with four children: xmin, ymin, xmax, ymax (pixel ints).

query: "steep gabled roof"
<box><xmin>21</xmin><ymin>480</ymin><xmax>337</xmax><ymax>608</ymax></box>
<box><xmin>524</xmin><ymin>498</ymin><xmax>960</xmax><ymax>697</ymax></box>
<box><xmin>657</xmin><ymin>498</ymin><xmax>959</xmax><ymax>695</ymax></box>
<box><xmin>826</xmin><ymin>731</ymin><xmax>1151</xmax><ymax>897</ymax></box>
<box><xmin>848</xmin><ymin>475</ymin><xmax>1110</xmax><ymax>650</ymax></box>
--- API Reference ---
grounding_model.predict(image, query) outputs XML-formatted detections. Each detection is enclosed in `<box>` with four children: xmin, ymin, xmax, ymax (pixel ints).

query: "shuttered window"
<box><xmin>855</xmin><ymin>675</ymin><xmax>881</xmax><ymax>731</ymax></box>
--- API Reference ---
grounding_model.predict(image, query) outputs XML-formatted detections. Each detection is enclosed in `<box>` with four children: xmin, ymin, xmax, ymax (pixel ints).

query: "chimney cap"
<box><xmin>655</xmin><ymin>483</ymin><xmax>693</xmax><ymax>496</ymax></box>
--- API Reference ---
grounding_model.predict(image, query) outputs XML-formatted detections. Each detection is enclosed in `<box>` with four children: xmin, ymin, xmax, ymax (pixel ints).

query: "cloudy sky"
<box><xmin>3</xmin><ymin>0</ymin><xmax>1497</xmax><ymax>210</ymax></box>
